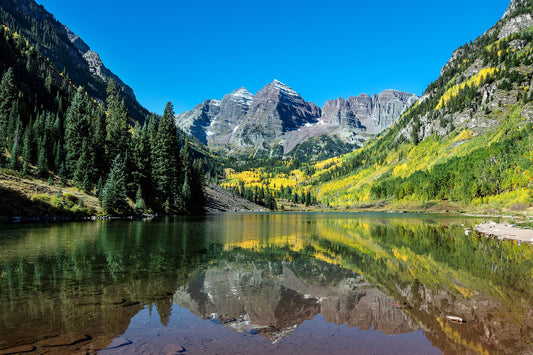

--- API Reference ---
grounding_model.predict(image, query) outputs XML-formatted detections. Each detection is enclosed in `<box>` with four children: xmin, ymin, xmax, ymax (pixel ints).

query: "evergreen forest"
<box><xmin>0</xmin><ymin>24</ymin><xmax>206</xmax><ymax>216</ymax></box>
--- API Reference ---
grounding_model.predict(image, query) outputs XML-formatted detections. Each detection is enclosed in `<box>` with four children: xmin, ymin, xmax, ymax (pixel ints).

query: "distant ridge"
<box><xmin>175</xmin><ymin>80</ymin><xmax>417</xmax><ymax>161</ymax></box>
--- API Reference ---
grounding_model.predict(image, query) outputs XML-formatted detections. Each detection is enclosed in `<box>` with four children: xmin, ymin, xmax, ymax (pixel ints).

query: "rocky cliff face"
<box><xmin>320</xmin><ymin>90</ymin><xmax>419</xmax><ymax>141</ymax></box>
<box><xmin>227</xmin><ymin>80</ymin><xmax>322</xmax><ymax>157</ymax></box>
<box><xmin>175</xmin><ymin>80</ymin><xmax>417</xmax><ymax>160</ymax></box>
<box><xmin>0</xmin><ymin>0</ymin><xmax>149</xmax><ymax>122</ymax></box>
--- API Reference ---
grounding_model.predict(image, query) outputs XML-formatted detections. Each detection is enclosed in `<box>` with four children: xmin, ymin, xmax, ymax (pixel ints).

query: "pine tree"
<box><xmin>180</xmin><ymin>137</ymin><xmax>192</xmax><ymax>177</ymax></box>
<box><xmin>181</xmin><ymin>172</ymin><xmax>191</xmax><ymax>211</ymax></box>
<box><xmin>64</xmin><ymin>86</ymin><xmax>90</xmax><ymax>175</ymax></box>
<box><xmin>134</xmin><ymin>185</ymin><xmax>146</xmax><ymax>212</ymax></box>
<box><xmin>91</xmin><ymin>105</ymin><xmax>108</xmax><ymax>178</ymax></box>
<box><xmin>36</xmin><ymin>134</ymin><xmax>49</xmax><ymax>177</ymax></box>
<box><xmin>0</xmin><ymin>68</ymin><xmax>16</xmax><ymax>140</ymax></box>
<box><xmin>73</xmin><ymin>140</ymin><xmax>93</xmax><ymax>191</ymax></box>
<box><xmin>190</xmin><ymin>159</ymin><xmax>206</xmax><ymax>214</ymax></box>
<box><xmin>105</xmin><ymin>79</ymin><xmax>130</xmax><ymax>163</ymax></box>
<box><xmin>100</xmin><ymin>154</ymin><xmax>128</xmax><ymax>214</ymax></box>
<box><xmin>131</xmin><ymin>122</ymin><xmax>150</xmax><ymax>194</ymax></box>
<box><xmin>152</xmin><ymin>102</ymin><xmax>180</xmax><ymax>207</ymax></box>
<box><xmin>44</xmin><ymin>72</ymin><xmax>53</xmax><ymax>94</ymax></box>
<box><xmin>9</xmin><ymin>121</ymin><xmax>21</xmax><ymax>171</ymax></box>
<box><xmin>22</xmin><ymin>125</ymin><xmax>32</xmax><ymax>164</ymax></box>
<box><xmin>6</xmin><ymin>101</ymin><xmax>20</xmax><ymax>150</ymax></box>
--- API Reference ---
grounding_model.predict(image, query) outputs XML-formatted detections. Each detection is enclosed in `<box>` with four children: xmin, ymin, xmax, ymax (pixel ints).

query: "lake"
<box><xmin>0</xmin><ymin>213</ymin><xmax>532</xmax><ymax>354</ymax></box>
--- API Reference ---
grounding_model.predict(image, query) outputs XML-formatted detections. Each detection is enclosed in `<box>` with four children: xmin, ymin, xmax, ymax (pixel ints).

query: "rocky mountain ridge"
<box><xmin>175</xmin><ymin>80</ymin><xmax>417</xmax><ymax>160</ymax></box>
<box><xmin>0</xmin><ymin>0</ymin><xmax>149</xmax><ymax>122</ymax></box>
<box><xmin>398</xmin><ymin>0</ymin><xmax>533</xmax><ymax>144</ymax></box>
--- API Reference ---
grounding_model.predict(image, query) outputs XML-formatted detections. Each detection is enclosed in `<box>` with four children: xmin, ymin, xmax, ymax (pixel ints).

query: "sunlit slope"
<box><xmin>224</xmin><ymin>16</ymin><xmax>533</xmax><ymax>212</ymax></box>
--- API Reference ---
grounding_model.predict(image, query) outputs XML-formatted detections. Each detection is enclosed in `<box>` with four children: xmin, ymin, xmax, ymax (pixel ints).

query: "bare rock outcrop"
<box><xmin>175</xmin><ymin>80</ymin><xmax>417</xmax><ymax>160</ymax></box>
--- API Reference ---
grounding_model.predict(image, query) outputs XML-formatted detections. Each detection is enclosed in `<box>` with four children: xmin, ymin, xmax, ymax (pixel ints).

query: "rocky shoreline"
<box><xmin>474</xmin><ymin>222</ymin><xmax>533</xmax><ymax>243</ymax></box>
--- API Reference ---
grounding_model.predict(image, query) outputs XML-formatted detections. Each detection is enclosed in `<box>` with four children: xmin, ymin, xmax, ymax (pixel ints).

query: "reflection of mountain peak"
<box><xmin>172</xmin><ymin>258</ymin><xmax>419</xmax><ymax>342</ymax></box>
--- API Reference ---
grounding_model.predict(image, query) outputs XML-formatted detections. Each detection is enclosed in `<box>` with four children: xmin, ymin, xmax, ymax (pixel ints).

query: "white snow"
<box><xmin>272</xmin><ymin>79</ymin><xmax>298</xmax><ymax>96</ymax></box>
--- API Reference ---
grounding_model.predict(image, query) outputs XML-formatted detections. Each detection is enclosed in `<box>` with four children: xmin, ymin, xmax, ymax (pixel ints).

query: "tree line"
<box><xmin>0</xmin><ymin>24</ymin><xmax>205</xmax><ymax>215</ymax></box>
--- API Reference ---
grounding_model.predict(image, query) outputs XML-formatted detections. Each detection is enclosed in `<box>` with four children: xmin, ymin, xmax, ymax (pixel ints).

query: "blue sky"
<box><xmin>37</xmin><ymin>0</ymin><xmax>510</xmax><ymax>114</ymax></box>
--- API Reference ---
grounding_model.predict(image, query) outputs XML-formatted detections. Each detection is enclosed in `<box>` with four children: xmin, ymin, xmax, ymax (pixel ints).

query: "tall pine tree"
<box><xmin>64</xmin><ymin>86</ymin><xmax>90</xmax><ymax>175</ymax></box>
<box><xmin>152</xmin><ymin>102</ymin><xmax>180</xmax><ymax>208</ymax></box>
<box><xmin>0</xmin><ymin>68</ymin><xmax>16</xmax><ymax>144</ymax></box>
<box><xmin>100</xmin><ymin>154</ymin><xmax>128</xmax><ymax>214</ymax></box>
<box><xmin>105</xmin><ymin>79</ymin><xmax>130</xmax><ymax>163</ymax></box>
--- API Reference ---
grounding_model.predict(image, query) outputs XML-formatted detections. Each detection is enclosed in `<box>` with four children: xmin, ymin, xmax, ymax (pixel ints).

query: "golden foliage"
<box><xmin>435</xmin><ymin>68</ymin><xmax>498</xmax><ymax>110</ymax></box>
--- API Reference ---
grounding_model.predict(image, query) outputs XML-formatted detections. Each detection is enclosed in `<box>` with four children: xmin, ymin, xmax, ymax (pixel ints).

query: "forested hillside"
<box><xmin>0</xmin><ymin>24</ymin><xmax>205</xmax><ymax>216</ymax></box>
<box><xmin>222</xmin><ymin>1</ymin><xmax>533</xmax><ymax>214</ymax></box>
<box><xmin>0</xmin><ymin>0</ymin><xmax>149</xmax><ymax>123</ymax></box>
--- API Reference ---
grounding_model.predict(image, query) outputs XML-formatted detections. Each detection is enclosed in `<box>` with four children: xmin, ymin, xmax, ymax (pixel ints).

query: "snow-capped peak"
<box><xmin>230</xmin><ymin>87</ymin><xmax>254</xmax><ymax>101</ymax></box>
<box><xmin>271</xmin><ymin>79</ymin><xmax>298</xmax><ymax>97</ymax></box>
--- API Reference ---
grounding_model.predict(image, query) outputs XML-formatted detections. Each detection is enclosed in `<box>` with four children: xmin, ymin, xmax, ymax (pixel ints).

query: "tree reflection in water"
<box><xmin>0</xmin><ymin>214</ymin><xmax>531</xmax><ymax>354</ymax></box>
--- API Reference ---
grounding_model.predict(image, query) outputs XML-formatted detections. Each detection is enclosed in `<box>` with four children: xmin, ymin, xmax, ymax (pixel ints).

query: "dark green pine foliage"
<box><xmin>73</xmin><ymin>140</ymin><xmax>95</xmax><ymax>192</ymax></box>
<box><xmin>91</xmin><ymin>104</ymin><xmax>108</xmax><ymax>181</ymax></box>
<box><xmin>190</xmin><ymin>159</ymin><xmax>206</xmax><ymax>213</ymax></box>
<box><xmin>22</xmin><ymin>124</ymin><xmax>32</xmax><ymax>165</ymax></box>
<box><xmin>152</xmin><ymin>102</ymin><xmax>180</xmax><ymax>208</ymax></box>
<box><xmin>9</xmin><ymin>121</ymin><xmax>21</xmax><ymax>170</ymax></box>
<box><xmin>134</xmin><ymin>185</ymin><xmax>146</xmax><ymax>212</ymax></box>
<box><xmin>100</xmin><ymin>154</ymin><xmax>128</xmax><ymax>214</ymax></box>
<box><xmin>130</xmin><ymin>122</ymin><xmax>151</xmax><ymax>199</ymax></box>
<box><xmin>36</xmin><ymin>133</ymin><xmax>49</xmax><ymax>177</ymax></box>
<box><xmin>105</xmin><ymin>79</ymin><xmax>130</xmax><ymax>163</ymax></box>
<box><xmin>64</xmin><ymin>86</ymin><xmax>90</xmax><ymax>176</ymax></box>
<box><xmin>180</xmin><ymin>138</ymin><xmax>192</xmax><ymax>211</ymax></box>
<box><xmin>0</xmin><ymin>68</ymin><xmax>16</xmax><ymax>150</ymax></box>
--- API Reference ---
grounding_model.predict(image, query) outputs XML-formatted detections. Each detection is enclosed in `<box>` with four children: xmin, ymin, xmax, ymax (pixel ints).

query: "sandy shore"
<box><xmin>474</xmin><ymin>222</ymin><xmax>533</xmax><ymax>243</ymax></box>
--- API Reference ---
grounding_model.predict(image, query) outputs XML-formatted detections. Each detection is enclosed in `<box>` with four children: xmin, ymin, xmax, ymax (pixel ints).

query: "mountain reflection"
<box><xmin>173</xmin><ymin>255</ymin><xmax>418</xmax><ymax>343</ymax></box>
<box><xmin>0</xmin><ymin>214</ymin><xmax>531</xmax><ymax>354</ymax></box>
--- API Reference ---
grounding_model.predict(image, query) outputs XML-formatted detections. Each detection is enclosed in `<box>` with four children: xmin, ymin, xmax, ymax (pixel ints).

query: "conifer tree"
<box><xmin>73</xmin><ymin>140</ymin><xmax>94</xmax><ymax>192</ymax></box>
<box><xmin>105</xmin><ymin>79</ymin><xmax>130</xmax><ymax>163</ymax></box>
<box><xmin>134</xmin><ymin>185</ymin><xmax>146</xmax><ymax>212</ymax></box>
<box><xmin>131</xmin><ymin>122</ymin><xmax>150</xmax><ymax>194</ymax></box>
<box><xmin>91</xmin><ymin>105</ymin><xmax>108</xmax><ymax>178</ymax></box>
<box><xmin>0</xmin><ymin>68</ymin><xmax>16</xmax><ymax>138</ymax></box>
<box><xmin>36</xmin><ymin>134</ymin><xmax>49</xmax><ymax>177</ymax></box>
<box><xmin>181</xmin><ymin>172</ymin><xmax>191</xmax><ymax>211</ymax></box>
<box><xmin>64</xmin><ymin>86</ymin><xmax>90</xmax><ymax>175</ymax></box>
<box><xmin>6</xmin><ymin>101</ymin><xmax>20</xmax><ymax>150</ymax></box>
<box><xmin>100</xmin><ymin>154</ymin><xmax>128</xmax><ymax>214</ymax></box>
<box><xmin>22</xmin><ymin>125</ymin><xmax>32</xmax><ymax>164</ymax></box>
<box><xmin>152</xmin><ymin>102</ymin><xmax>180</xmax><ymax>207</ymax></box>
<box><xmin>190</xmin><ymin>159</ymin><xmax>206</xmax><ymax>214</ymax></box>
<box><xmin>9</xmin><ymin>122</ymin><xmax>21</xmax><ymax>171</ymax></box>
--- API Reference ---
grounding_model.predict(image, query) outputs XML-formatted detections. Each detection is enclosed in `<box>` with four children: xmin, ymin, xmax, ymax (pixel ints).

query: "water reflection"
<box><xmin>175</xmin><ymin>258</ymin><xmax>419</xmax><ymax>342</ymax></box>
<box><xmin>0</xmin><ymin>214</ymin><xmax>531</xmax><ymax>354</ymax></box>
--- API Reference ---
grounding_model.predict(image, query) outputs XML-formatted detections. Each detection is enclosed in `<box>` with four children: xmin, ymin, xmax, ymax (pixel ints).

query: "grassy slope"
<box><xmin>0</xmin><ymin>168</ymin><xmax>100</xmax><ymax>219</ymax></box>
<box><xmin>223</xmin><ymin>20</ymin><xmax>533</xmax><ymax>216</ymax></box>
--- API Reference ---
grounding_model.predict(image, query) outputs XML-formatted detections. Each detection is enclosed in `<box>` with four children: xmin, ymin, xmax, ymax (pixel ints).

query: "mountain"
<box><xmin>0</xmin><ymin>0</ymin><xmax>149</xmax><ymax>122</ymax></box>
<box><xmin>223</xmin><ymin>0</ymin><xmax>533</xmax><ymax>214</ymax></box>
<box><xmin>175</xmin><ymin>80</ymin><xmax>417</xmax><ymax>161</ymax></box>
